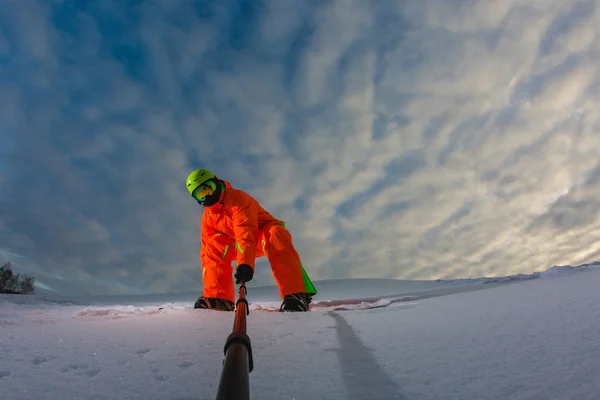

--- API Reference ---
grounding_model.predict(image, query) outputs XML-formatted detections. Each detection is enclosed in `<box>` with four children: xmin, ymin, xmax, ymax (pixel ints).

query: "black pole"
<box><xmin>215</xmin><ymin>282</ymin><xmax>254</xmax><ymax>400</ymax></box>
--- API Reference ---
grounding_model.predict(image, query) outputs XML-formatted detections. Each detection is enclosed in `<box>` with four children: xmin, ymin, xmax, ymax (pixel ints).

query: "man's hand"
<box><xmin>235</xmin><ymin>263</ymin><xmax>254</xmax><ymax>284</ymax></box>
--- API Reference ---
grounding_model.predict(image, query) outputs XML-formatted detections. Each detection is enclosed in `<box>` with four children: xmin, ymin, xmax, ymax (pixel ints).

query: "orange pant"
<box><xmin>202</xmin><ymin>224</ymin><xmax>313</xmax><ymax>302</ymax></box>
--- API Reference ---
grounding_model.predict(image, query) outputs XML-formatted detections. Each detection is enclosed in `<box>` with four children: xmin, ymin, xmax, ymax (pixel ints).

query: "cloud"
<box><xmin>2</xmin><ymin>0</ymin><xmax>600</xmax><ymax>295</ymax></box>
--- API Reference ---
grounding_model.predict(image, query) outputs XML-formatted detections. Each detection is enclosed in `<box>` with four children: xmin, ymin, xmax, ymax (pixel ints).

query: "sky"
<box><xmin>1</xmin><ymin>0</ymin><xmax>600</xmax><ymax>295</ymax></box>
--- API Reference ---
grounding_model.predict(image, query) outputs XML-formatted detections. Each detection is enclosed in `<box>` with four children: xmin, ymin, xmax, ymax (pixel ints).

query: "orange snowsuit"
<box><xmin>200</xmin><ymin>180</ymin><xmax>316</xmax><ymax>302</ymax></box>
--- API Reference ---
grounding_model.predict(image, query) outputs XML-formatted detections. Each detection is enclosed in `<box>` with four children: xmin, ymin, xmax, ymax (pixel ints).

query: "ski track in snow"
<box><xmin>1</xmin><ymin>265</ymin><xmax>600</xmax><ymax>400</ymax></box>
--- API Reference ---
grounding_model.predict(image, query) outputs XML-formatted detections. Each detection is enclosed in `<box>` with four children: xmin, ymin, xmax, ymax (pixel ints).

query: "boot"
<box><xmin>194</xmin><ymin>296</ymin><xmax>235</xmax><ymax>311</ymax></box>
<box><xmin>280</xmin><ymin>293</ymin><xmax>312</xmax><ymax>312</ymax></box>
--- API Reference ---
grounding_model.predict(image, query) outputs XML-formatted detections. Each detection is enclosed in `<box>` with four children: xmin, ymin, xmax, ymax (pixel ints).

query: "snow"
<box><xmin>2</xmin><ymin>265</ymin><xmax>600</xmax><ymax>399</ymax></box>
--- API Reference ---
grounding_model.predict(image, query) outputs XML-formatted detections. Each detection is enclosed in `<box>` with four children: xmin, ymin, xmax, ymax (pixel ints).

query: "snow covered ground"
<box><xmin>2</xmin><ymin>264</ymin><xmax>600</xmax><ymax>400</ymax></box>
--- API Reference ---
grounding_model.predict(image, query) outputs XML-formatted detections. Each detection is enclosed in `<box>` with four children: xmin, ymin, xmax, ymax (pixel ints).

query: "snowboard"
<box><xmin>158</xmin><ymin>295</ymin><xmax>416</xmax><ymax>312</ymax></box>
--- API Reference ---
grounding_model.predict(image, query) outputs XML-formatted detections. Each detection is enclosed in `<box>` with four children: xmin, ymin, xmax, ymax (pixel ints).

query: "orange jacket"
<box><xmin>200</xmin><ymin>180</ymin><xmax>283</xmax><ymax>268</ymax></box>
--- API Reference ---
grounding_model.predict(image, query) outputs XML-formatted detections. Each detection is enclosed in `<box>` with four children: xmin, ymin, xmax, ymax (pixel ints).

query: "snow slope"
<box><xmin>2</xmin><ymin>265</ymin><xmax>600</xmax><ymax>399</ymax></box>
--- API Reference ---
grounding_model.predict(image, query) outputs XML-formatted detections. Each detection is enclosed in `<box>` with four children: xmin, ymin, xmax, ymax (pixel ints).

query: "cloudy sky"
<box><xmin>1</xmin><ymin>0</ymin><xmax>600</xmax><ymax>295</ymax></box>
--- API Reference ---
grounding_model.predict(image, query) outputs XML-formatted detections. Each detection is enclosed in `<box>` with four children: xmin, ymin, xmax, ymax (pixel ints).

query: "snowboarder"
<box><xmin>186</xmin><ymin>169</ymin><xmax>317</xmax><ymax>312</ymax></box>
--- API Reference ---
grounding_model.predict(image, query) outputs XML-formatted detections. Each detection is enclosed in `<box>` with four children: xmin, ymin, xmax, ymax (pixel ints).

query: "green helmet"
<box><xmin>186</xmin><ymin>169</ymin><xmax>216</xmax><ymax>196</ymax></box>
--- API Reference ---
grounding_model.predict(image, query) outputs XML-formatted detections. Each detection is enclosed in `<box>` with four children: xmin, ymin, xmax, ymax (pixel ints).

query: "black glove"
<box><xmin>235</xmin><ymin>263</ymin><xmax>254</xmax><ymax>284</ymax></box>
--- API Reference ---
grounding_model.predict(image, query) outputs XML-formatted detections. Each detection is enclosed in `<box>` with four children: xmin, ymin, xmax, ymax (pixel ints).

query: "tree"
<box><xmin>19</xmin><ymin>276</ymin><xmax>35</xmax><ymax>294</ymax></box>
<box><xmin>0</xmin><ymin>262</ymin><xmax>14</xmax><ymax>290</ymax></box>
<box><xmin>0</xmin><ymin>262</ymin><xmax>36</xmax><ymax>294</ymax></box>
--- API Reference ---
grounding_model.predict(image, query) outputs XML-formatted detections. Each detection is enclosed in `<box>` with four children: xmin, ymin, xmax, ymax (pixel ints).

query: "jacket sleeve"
<box><xmin>200</xmin><ymin>214</ymin><xmax>217</xmax><ymax>263</ymax></box>
<box><xmin>230</xmin><ymin>191</ymin><xmax>258</xmax><ymax>268</ymax></box>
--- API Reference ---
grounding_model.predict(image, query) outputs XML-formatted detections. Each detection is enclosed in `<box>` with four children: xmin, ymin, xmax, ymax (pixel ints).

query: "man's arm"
<box><xmin>200</xmin><ymin>215</ymin><xmax>218</xmax><ymax>263</ymax></box>
<box><xmin>230</xmin><ymin>191</ymin><xmax>259</xmax><ymax>269</ymax></box>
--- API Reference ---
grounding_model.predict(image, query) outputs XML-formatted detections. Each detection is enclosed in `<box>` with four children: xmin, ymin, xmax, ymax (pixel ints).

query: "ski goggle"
<box><xmin>192</xmin><ymin>181</ymin><xmax>217</xmax><ymax>202</ymax></box>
